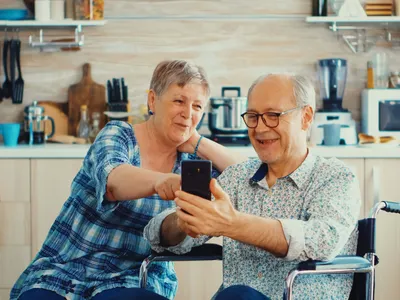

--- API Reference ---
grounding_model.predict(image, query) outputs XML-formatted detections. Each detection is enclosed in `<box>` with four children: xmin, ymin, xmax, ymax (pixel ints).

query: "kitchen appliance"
<box><xmin>361</xmin><ymin>89</ymin><xmax>400</xmax><ymax>140</ymax></box>
<box><xmin>310</xmin><ymin>58</ymin><xmax>358</xmax><ymax>145</ymax></box>
<box><xmin>208</xmin><ymin>86</ymin><xmax>250</xmax><ymax>145</ymax></box>
<box><xmin>24</xmin><ymin>101</ymin><xmax>55</xmax><ymax>144</ymax></box>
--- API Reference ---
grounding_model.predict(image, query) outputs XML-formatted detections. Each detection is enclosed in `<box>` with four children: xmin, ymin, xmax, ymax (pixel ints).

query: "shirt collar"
<box><xmin>249</xmin><ymin>151</ymin><xmax>316</xmax><ymax>189</ymax></box>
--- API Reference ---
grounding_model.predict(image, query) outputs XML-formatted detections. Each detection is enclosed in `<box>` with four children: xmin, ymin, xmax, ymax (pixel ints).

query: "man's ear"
<box><xmin>302</xmin><ymin>105</ymin><xmax>314</xmax><ymax>131</ymax></box>
<box><xmin>147</xmin><ymin>89</ymin><xmax>156</xmax><ymax>114</ymax></box>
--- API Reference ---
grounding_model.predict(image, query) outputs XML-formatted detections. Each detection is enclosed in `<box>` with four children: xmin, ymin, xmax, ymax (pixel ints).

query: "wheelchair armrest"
<box><xmin>149</xmin><ymin>243</ymin><xmax>223</xmax><ymax>262</ymax></box>
<box><xmin>383</xmin><ymin>201</ymin><xmax>400</xmax><ymax>214</ymax></box>
<box><xmin>297</xmin><ymin>255</ymin><xmax>372</xmax><ymax>271</ymax></box>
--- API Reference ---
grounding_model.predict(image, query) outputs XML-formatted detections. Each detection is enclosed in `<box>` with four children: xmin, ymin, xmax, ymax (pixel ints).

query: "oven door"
<box><xmin>379</xmin><ymin>100</ymin><xmax>400</xmax><ymax>133</ymax></box>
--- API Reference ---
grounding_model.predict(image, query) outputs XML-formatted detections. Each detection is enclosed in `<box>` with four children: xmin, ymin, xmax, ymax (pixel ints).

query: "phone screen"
<box><xmin>181</xmin><ymin>160</ymin><xmax>212</xmax><ymax>200</ymax></box>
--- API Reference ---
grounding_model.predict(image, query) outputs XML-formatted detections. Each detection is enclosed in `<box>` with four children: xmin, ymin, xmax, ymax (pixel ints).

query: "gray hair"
<box><xmin>150</xmin><ymin>60</ymin><xmax>210</xmax><ymax>97</ymax></box>
<box><xmin>247</xmin><ymin>74</ymin><xmax>316</xmax><ymax>111</ymax></box>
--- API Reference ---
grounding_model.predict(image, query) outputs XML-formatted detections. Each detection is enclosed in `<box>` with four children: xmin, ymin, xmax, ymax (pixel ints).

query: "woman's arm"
<box><xmin>179</xmin><ymin>132</ymin><xmax>247</xmax><ymax>172</ymax></box>
<box><xmin>106</xmin><ymin>164</ymin><xmax>180</xmax><ymax>201</ymax></box>
<box><xmin>195</xmin><ymin>136</ymin><xmax>247</xmax><ymax>172</ymax></box>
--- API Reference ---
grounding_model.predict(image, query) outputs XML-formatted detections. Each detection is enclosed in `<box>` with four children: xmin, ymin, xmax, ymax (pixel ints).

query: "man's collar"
<box><xmin>249</xmin><ymin>151</ymin><xmax>316</xmax><ymax>189</ymax></box>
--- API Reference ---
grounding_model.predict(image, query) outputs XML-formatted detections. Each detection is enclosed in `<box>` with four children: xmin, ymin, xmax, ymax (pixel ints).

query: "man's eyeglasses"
<box><xmin>240</xmin><ymin>106</ymin><xmax>304</xmax><ymax>129</ymax></box>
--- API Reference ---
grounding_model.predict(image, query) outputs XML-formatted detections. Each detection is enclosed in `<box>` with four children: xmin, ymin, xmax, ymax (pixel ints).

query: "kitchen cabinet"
<box><xmin>365</xmin><ymin>159</ymin><xmax>400</xmax><ymax>300</ymax></box>
<box><xmin>0</xmin><ymin>159</ymin><xmax>31</xmax><ymax>297</ymax></box>
<box><xmin>31</xmin><ymin>159</ymin><xmax>83</xmax><ymax>257</ymax></box>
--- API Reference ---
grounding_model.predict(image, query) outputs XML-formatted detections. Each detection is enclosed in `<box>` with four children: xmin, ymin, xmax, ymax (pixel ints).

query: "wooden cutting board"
<box><xmin>37</xmin><ymin>101</ymin><xmax>69</xmax><ymax>136</ymax></box>
<box><xmin>68</xmin><ymin>63</ymin><xmax>106</xmax><ymax>136</ymax></box>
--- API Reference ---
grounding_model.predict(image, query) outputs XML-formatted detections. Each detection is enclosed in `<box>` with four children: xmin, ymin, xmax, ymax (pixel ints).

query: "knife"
<box><xmin>121</xmin><ymin>78</ymin><xmax>128</xmax><ymax>103</ymax></box>
<box><xmin>107</xmin><ymin>80</ymin><xmax>113</xmax><ymax>103</ymax></box>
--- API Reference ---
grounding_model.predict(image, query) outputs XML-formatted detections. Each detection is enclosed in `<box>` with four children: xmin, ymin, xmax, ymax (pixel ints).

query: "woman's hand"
<box><xmin>154</xmin><ymin>173</ymin><xmax>181</xmax><ymax>200</ymax></box>
<box><xmin>177</xmin><ymin>130</ymin><xmax>201</xmax><ymax>154</ymax></box>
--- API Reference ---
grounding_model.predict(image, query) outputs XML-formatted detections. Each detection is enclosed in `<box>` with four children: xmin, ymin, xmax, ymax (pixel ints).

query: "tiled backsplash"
<box><xmin>1</xmin><ymin>0</ymin><xmax>400</xmax><ymax>124</ymax></box>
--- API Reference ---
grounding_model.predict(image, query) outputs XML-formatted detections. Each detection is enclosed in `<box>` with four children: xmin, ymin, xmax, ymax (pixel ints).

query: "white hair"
<box><xmin>247</xmin><ymin>74</ymin><xmax>316</xmax><ymax>111</ymax></box>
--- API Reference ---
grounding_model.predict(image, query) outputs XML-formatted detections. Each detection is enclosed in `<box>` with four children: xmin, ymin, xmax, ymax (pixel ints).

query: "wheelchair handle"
<box><xmin>383</xmin><ymin>201</ymin><xmax>400</xmax><ymax>214</ymax></box>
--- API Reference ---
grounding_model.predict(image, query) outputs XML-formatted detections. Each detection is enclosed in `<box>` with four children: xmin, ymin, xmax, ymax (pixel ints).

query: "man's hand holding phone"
<box><xmin>176</xmin><ymin>162</ymin><xmax>238</xmax><ymax>238</ymax></box>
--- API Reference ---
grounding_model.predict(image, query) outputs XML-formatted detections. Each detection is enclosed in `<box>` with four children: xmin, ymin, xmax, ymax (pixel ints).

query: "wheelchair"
<box><xmin>139</xmin><ymin>201</ymin><xmax>400</xmax><ymax>300</ymax></box>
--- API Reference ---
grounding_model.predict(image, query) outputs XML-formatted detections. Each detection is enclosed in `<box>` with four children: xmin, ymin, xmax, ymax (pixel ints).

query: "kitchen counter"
<box><xmin>0</xmin><ymin>143</ymin><xmax>399</xmax><ymax>159</ymax></box>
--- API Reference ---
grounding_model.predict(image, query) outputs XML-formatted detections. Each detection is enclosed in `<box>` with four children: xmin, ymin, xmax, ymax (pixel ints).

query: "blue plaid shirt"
<box><xmin>11</xmin><ymin>121</ymin><xmax>217</xmax><ymax>300</ymax></box>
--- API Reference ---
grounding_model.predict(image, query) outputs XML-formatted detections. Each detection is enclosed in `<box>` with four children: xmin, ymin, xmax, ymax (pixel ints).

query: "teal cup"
<box><xmin>0</xmin><ymin>123</ymin><xmax>21</xmax><ymax>147</ymax></box>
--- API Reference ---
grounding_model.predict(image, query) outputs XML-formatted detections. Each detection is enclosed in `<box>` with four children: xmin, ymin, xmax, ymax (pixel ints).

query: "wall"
<box><xmin>0</xmin><ymin>0</ymin><xmax>398</xmax><ymax>125</ymax></box>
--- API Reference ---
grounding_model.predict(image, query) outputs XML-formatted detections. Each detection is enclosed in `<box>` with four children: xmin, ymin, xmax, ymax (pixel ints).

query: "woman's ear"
<box><xmin>147</xmin><ymin>90</ymin><xmax>156</xmax><ymax>114</ymax></box>
<box><xmin>302</xmin><ymin>105</ymin><xmax>314</xmax><ymax>131</ymax></box>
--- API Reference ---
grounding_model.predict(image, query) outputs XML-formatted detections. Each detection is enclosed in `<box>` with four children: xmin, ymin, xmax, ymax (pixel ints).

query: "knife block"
<box><xmin>107</xmin><ymin>101</ymin><xmax>132</xmax><ymax>123</ymax></box>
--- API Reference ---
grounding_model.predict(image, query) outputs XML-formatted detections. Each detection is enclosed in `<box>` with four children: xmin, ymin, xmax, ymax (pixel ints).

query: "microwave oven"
<box><xmin>361</xmin><ymin>89</ymin><xmax>400</xmax><ymax>139</ymax></box>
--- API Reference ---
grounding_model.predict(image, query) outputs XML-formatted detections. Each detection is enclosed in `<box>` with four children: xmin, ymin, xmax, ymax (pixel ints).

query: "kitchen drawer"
<box><xmin>0</xmin><ymin>246</ymin><xmax>31</xmax><ymax>288</ymax></box>
<box><xmin>0</xmin><ymin>159</ymin><xmax>30</xmax><ymax>203</ymax></box>
<box><xmin>0</xmin><ymin>203</ymin><xmax>30</xmax><ymax>246</ymax></box>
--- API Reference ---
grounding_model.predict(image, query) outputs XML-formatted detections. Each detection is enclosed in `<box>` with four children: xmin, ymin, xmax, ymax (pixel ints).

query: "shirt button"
<box><xmin>258</xmin><ymin>272</ymin><xmax>263</xmax><ymax>279</ymax></box>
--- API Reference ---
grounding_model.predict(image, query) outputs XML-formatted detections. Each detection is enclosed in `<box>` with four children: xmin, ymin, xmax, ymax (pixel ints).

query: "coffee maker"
<box><xmin>24</xmin><ymin>101</ymin><xmax>55</xmax><ymax>145</ymax></box>
<box><xmin>208</xmin><ymin>87</ymin><xmax>250</xmax><ymax>145</ymax></box>
<box><xmin>310</xmin><ymin>59</ymin><xmax>358</xmax><ymax>145</ymax></box>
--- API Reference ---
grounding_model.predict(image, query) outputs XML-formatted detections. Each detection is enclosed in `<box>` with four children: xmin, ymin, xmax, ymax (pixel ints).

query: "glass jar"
<box><xmin>74</xmin><ymin>0</ymin><xmax>90</xmax><ymax>20</ymax></box>
<box><xmin>389</xmin><ymin>72</ymin><xmax>400</xmax><ymax>88</ymax></box>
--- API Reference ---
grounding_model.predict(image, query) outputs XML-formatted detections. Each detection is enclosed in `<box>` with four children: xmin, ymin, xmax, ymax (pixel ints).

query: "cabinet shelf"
<box><xmin>0</xmin><ymin>20</ymin><xmax>107</xmax><ymax>28</ymax></box>
<box><xmin>306</xmin><ymin>16</ymin><xmax>400</xmax><ymax>53</ymax></box>
<box><xmin>0</xmin><ymin>20</ymin><xmax>106</xmax><ymax>51</ymax></box>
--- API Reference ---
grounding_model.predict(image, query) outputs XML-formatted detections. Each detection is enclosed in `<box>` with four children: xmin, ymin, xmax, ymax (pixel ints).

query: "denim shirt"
<box><xmin>144</xmin><ymin>153</ymin><xmax>361</xmax><ymax>300</ymax></box>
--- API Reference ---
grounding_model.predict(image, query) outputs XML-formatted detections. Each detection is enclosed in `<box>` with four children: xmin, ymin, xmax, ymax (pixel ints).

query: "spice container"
<box><xmin>92</xmin><ymin>0</ymin><xmax>104</xmax><ymax>20</ymax></box>
<box><xmin>74</xmin><ymin>0</ymin><xmax>91</xmax><ymax>20</ymax></box>
<box><xmin>74</xmin><ymin>0</ymin><xmax>104</xmax><ymax>20</ymax></box>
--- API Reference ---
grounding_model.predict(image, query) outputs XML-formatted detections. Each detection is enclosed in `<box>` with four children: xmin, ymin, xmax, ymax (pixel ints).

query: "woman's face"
<box><xmin>149</xmin><ymin>83</ymin><xmax>208</xmax><ymax>145</ymax></box>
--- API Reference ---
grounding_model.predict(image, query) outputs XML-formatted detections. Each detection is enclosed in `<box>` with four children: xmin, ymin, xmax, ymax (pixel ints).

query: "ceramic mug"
<box><xmin>0</xmin><ymin>123</ymin><xmax>21</xmax><ymax>147</ymax></box>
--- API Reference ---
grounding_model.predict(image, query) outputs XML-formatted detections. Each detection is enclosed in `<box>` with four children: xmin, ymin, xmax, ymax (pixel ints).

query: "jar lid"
<box><xmin>390</xmin><ymin>71</ymin><xmax>400</xmax><ymax>76</ymax></box>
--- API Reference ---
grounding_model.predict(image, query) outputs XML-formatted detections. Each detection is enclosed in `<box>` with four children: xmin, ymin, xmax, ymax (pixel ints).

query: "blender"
<box><xmin>310</xmin><ymin>58</ymin><xmax>358</xmax><ymax>145</ymax></box>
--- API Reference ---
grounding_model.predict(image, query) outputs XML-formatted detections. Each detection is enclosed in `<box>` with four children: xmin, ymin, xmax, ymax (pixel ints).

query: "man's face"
<box><xmin>246</xmin><ymin>76</ymin><xmax>311</xmax><ymax>165</ymax></box>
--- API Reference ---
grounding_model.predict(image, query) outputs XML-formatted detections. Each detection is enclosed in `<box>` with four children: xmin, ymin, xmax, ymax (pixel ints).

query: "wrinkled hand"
<box><xmin>177</xmin><ymin>130</ymin><xmax>201</xmax><ymax>154</ymax></box>
<box><xmin>154</xmin><ymin>173</ymin><xmax>181</xmax><ymax>200</ymax></box>
<box><xmin>174</xmin><ymin>179</ymin><xmax>237</xmax><ymax>237</ymax></box>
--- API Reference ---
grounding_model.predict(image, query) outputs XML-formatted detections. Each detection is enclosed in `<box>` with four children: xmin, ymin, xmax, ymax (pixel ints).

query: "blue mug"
<box><xmin>0</xmin><ymin>123</ymin><xmax>21</xmax><ymax>147</ymax></box>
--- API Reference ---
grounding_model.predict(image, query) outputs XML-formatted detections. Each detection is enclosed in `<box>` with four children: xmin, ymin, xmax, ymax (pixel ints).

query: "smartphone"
<box><xmin>181</xmin><ymin>160</ymin><xmax>212</xmax><ymax>200</ymax></box>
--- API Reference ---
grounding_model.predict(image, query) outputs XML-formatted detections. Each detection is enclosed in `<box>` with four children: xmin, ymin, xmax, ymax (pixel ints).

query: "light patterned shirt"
<box><xmin>144</xmin><ymin>153</ymin><xmax>361</xmax><ymax>300</ymax></box>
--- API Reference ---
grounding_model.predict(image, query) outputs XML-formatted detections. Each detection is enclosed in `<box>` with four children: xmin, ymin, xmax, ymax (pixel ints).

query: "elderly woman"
<box><xmin>11</xmin><ymin>60</ymin><xmax>243</xmax><ymax>300</ymax></box>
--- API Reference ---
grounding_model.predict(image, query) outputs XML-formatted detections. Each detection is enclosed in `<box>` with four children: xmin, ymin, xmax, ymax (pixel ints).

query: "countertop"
<box><xmin>0</xmin><ymin>143</ymin><xmax>399</xmax><ymax>159</ymax></box>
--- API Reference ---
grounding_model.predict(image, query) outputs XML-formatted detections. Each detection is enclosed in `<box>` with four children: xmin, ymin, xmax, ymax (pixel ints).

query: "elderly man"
<box><xmin>144</xmin><ymin>74</ymin><xmax>361</xmax><ymax>300</ymax></box>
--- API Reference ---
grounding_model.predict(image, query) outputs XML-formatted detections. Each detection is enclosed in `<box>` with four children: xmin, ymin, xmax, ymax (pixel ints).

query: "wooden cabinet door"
<box><xmin>0</xmin><ymin>160</ymin><xmax>31</xmax><ymax>290</ymax></box>
<box><xmin>365</xmin><ymin>159</ymin><xmax>400</xmax><ymax>300</ymax></box>
<box><xmin>339</xmin><ymin>158</ymin><xmax>365</xmax><ymax>218</ymax></box>
<box><xmin>31</xmin><ymin>159</ymin><xmax>83</xmax><ymax>257</ymax></box>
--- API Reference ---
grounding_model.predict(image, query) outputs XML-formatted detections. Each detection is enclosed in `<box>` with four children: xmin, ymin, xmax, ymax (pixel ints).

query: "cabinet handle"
<box><xmin>372</xmin><ymin>166</ymin><xmax>380</xmax><ymax>205</ymax></box>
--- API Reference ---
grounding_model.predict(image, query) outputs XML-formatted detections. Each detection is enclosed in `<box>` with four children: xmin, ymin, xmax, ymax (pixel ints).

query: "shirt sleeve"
<box><xmin>89</xmin><ymin>121</ymin><xmax>133</xmax><ymax>213</ymax></box>
<box><xmin>143</xmin><ymin>208</ymin><xmax>211</xmax><ymax>254</ymax></box>
<box><xmin>279</xmin><ymin>168</ymin><xmax>361</xmax><ymax>261</ymax></box>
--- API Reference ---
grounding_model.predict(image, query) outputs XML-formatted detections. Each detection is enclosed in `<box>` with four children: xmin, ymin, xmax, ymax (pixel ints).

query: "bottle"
<box><xmin>89</xmin><ymin>112</ymin><xmax>101</xmax><ymax>143</ymax></box>
<box><xmin>367</xmin><ymin>61</ymin><xmax>374</xmax><ymax>89</ymax></box>
<box><xmin>77</xmin><ymin>105</ymin><xmax>90</xmax><ymax>141</ymax></box>
<box><xmin>312</xmin><ymin>0</ymin><xmax>327</xmax><ymax>16</ymax></box>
